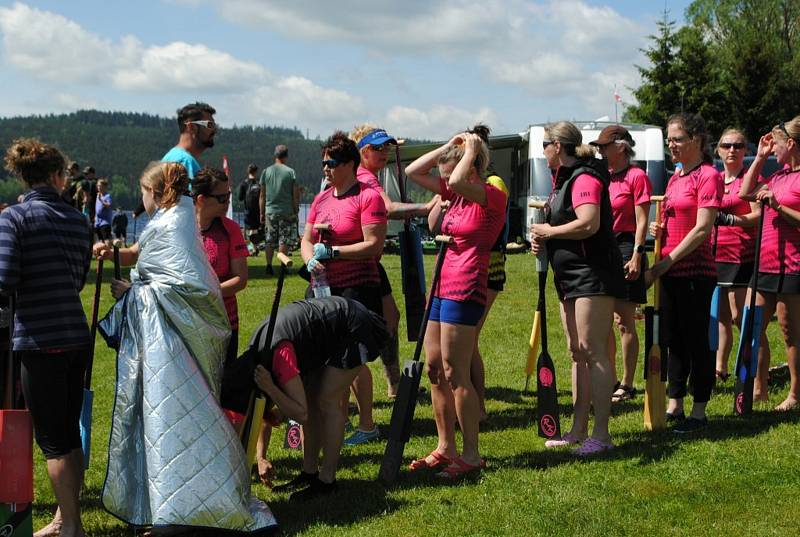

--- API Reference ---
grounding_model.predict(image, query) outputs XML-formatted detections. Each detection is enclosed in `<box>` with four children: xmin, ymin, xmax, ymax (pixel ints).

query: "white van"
<box><xmin>525</xmin><ymin>121</ymin><xmax>665</xmax><ymax>242</ymax></box>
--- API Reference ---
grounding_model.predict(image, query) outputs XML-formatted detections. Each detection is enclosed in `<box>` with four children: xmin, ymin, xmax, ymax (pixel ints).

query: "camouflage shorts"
<box><xmin>265</xmin><ymin>213</ymin><xmax>299</xmax><ymax>250</ymax></box>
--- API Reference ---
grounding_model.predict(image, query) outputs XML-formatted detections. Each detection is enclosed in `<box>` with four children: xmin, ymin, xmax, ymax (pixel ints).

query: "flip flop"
<box><xmin>435</xmin><ymin>456</ymin><xmax>486</xmax><ymax>479</ymax></box>
<box><xmin>409</xmin><ymin>450</ymin><xmax>451</xmax><ymax>472</ymax></box>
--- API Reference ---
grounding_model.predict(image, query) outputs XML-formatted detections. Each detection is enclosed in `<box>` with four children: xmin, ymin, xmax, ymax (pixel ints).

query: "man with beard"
<box><xmin>161</xmin><ymin>102</ymin><xmax>217</xmax><ymax>180</ymax></box>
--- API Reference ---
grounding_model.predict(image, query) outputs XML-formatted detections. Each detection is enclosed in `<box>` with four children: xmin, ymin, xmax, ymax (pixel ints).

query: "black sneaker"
<box><xmin>673</xmin><ymin>416</ymin><xmax>708</xmax><ymax>434</ymax></box>
<box><xmin>265</xmin><ymin>265</ymin><xmax>274</xmax><ymax>276</ymax></box>
<box><xmin>272</xmin><ymin>471</ymin><xmax>317</xmax><ymax>493</ymax></box>
<box><xmin>289</xmin><ymin>477</ymin><xmax>337</xmax><ymax>502</ymax></box>
<box><xmin>666</xmin><ymin>411</ymin><xmax>685</xmax><ymax>423</ymax></box>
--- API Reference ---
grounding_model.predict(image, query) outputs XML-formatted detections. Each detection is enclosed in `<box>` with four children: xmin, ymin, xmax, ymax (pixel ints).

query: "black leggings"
<box><xmin>20</xmin><ymin>349</ymin><xmax>87</xmax><ymax>459</ymax></box>
<box><xmin>660</xmin><ymin>277</ymin><xmax>716</xmax><ymax>403</ymax></box>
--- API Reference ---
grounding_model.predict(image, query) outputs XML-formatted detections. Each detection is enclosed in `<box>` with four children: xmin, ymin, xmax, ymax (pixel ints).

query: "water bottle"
<box><xmin>312</xmin><ymin>268</ymin><xmax>331</xmax><ymax>298</ymax></box>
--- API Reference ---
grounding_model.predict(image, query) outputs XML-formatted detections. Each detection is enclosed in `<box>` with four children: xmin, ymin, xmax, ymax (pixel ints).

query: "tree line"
<box><xmin>625</xmin><ymin>0</ymin><xmax>800</xmax><ymax>143</ymax></box>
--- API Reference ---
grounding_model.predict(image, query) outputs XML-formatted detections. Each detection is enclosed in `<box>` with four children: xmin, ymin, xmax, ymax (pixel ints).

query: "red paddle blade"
<box><xmin>0</xmin><ymin>409</ymin><xmax>34</xmax><ymax>503</ymax></box>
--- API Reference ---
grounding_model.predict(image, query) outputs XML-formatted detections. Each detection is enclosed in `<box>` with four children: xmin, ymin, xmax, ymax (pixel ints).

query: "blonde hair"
<box><xmin>139</xmin><ymin>161</ymin><xmax>189</xmax><ymax>209</ymax></box>
<box><xmin>4</xmin><ymin>138</ymin><xmax>66</xmax><ymax>186</ymax></box>
<box><xmin>438</xmin><ymin>136</ymin><xmax>490</xmax><ymax>177</ymax></box>
<box><xmin>772</xmin><ymin>115</ymin><xmax>800</xmax><ymax>142</ymax></box>
<box><xmin>97</xmin><ymin>178</ymin><xmax>109</xmax><ymax>189</ymax></box>
<box><xmin>544</xmin><ymin>121</ymin><xmax>595</xmax><ymax>159</ymax></box>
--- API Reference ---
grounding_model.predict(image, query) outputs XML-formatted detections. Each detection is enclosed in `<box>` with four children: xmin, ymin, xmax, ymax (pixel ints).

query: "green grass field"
<box><xmin>31</xmin><ymin>252</ymin><xmax>799</xmax><ymax>536</ymax></box>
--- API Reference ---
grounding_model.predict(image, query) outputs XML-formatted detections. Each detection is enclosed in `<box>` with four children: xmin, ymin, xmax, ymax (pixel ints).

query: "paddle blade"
<box><xmin>525</xmin><ymin>311</ymin><xmax>541</xmax><ymax>378</ymax></box>
<box><xmin>0</xmin><ymin>409</ymin><xmax>33</xmax><ymax>503</ymax></box>
<box><xmin>379</xmin><ymin>360</ymin><xmax>424</xmax><ymax>484</ymax></box>
<box><xmin>245</xmin><ymin>396</ymin><xmax>267</xmax><ymax>466</ymax></box>
<box><xmin>733</xmin><ymin>305</ymin><xmax>762</xmax><ymax>415</ymax></box>
<box><xmin>643</xmin><ymin>346</ymin><xmax>666</xmax><ymax>430</ymax></box>
<box><xmin>79</xmin><ymin>388</ymin><xmax>93</xmax><ymax>469</ymax></box>
<box><xmin>709</xmin><ymin>286</ymin><xmax>720</xmax><ymax>351</ymax></box>
<box><xmin>536</xmin><ymin>351</ymin><xmax>560</xmax><ymax>439</ymax></box>
<box><xmin>399</xmin><ymin>227</ymin><xmax>426</xmax><ymax>342</ymax></box>
<box><xmin>283</xmin><ymin>420</ymin><xmax>302</xmax><ymax>451</ymax></box>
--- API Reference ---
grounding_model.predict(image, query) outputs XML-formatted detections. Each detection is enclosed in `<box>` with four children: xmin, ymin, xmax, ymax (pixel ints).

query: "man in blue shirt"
<box><xmin>161</xmin><ymin>102</ymin><xmax>217</xmax><ymax>179</ymax></box>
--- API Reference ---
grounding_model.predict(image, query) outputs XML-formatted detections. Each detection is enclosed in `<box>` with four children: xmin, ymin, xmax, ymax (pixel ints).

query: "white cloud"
<box><xmin>113</xmin><ymin>42</ymin><xmax>268</xmax><ymax>92</ymax></box>
<box><xmin>383</xmin><ymin>105</ymin><xmax>497</xmax><ymax>140</ymax></box>
<box><xmin>489</xmin><ymin>53</ymin><xmax>584</xmax><ymax>96</ymax></box>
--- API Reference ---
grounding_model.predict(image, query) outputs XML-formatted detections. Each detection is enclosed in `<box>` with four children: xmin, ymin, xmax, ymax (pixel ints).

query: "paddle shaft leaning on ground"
<box><xmin>395</xmin><ymin>141</ymin><xmax>427</xmax><ymax>342</ymax></box>
<box><xmin>732</xmin><ymin>200</ymin><xmax>767</xmax><ymax>415</ymax></box>
<box><xmin>79</xmin><ymin>257</ymin><xmax>104</xmax><ymax>469</ymax></box>
<box><xmin>709</xmin><ymin>224</ymin><xmax>720</xmax><ymax>352</ymax></box>
<box><xmin>524</xmin><ymin>201</ymin><xmax>542</xmax><ymax>394</ymax></box>
<box><xmin>644</xmin><ymin>195</ymin><xmax>667</xmax><ymax>431</ymax></box>
<box><xmin>529</xmin><ymin>200</ymin><xmax>561</xmax><ymax>440</ymax></box>
<box><xmin>379</xmin><ymin>234</ymin><xmax>452</xmax><ymax>485</ymax></box>
<box><xmin>242</xmin><ymin>252</ymin><xmax>293</xmax><ymax>464</ymax></box>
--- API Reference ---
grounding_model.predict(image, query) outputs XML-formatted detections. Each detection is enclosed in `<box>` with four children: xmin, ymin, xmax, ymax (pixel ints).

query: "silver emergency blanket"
<box><xmin>99</xmin><ymin>196</ymin><xmax>277</xmax><ymax>532</ymax></box>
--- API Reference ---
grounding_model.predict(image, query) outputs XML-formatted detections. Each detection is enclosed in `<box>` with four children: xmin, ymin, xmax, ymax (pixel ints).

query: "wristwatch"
<box><xmin>634</xmin><ymin>244</ymin><xmax>645</xmax><ymax>254</ymax></box>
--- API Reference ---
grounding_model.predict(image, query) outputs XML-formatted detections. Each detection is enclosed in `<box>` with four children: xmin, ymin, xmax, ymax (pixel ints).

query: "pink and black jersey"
<box><xmin>661</xmin><ymin>162</ymin><xmax>722</xmax><ymax>279</ymax></box>
<box><xmin>715</xmin><ymin>172</ymin><xmax>758</xmax><ymax>264</ymax></box>
<box><xmin>357</xmin><ymin>166</ymin><xmax>383</xmax><ymax>193</ymax></box>
<box><xmin>759</xmin><ymin>167</ymin><xmax>800</xmax><ymax>275</ymax></box>
<box><xmin>201</xmin><ymin>216</ymin><xmax>249</xmax><ymax>331</ymax></box>
<box><xmin>307</xmin><ymin>182</ymin><xmax>387</xmax><ymax>288</ymax></box>
<box><xmin>609</xmin><ymin>167</ymin><xmax>652</xmax><ymax>233</ymax></box>
<box><xmin>436</xmin><ymin>178</ymin><xmax>506</xmax><ymax>306</ymax></box>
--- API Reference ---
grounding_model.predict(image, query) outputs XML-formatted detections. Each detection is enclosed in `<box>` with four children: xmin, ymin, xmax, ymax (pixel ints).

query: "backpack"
<box><xmin>244</xmin><ymin>180</ymin><xmax>261</xmax><ymax>212</ymax></box>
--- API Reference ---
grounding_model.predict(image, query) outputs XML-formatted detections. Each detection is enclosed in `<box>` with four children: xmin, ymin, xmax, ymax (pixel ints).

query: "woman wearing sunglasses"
<box><xmin>531</xmin><ymin>121</ymin><xmax>624</xmax><ymax>455</ymax></box>
<box><xmin>192</xmin><ymin>167</ymin><xmax>249</xmax><ymax>367</ymax></box>
<box><xmin>647</xmin><ymin>113</ymin><xmax>721</xmax><ymax>434</ymax></box>
<box><xmin>711</xmin><ymin>130</ymin><xmax>765</xmax><ymax>389</ymax></box>
<box><xmin>589</xmin><ymin>125</ymin><xmax>652</xmax><ymax>404</ymax></box>
<box><xmin>739</xmin><ymin>116</ymin><xmax>800</xmax><ymax>412</ymax></box>
<box><xmin>300</xmin><ymin>131</ymin><xmax>388</xmax><ymax>442</ymax></box>
<box><xmin>405</xmin><ymin>132</ymin><xmax>506</xmax><ymax>477</ymax></box>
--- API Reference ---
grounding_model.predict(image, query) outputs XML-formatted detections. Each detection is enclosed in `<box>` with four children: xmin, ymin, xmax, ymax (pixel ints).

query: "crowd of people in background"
<box><xmin>2</xmin><ymin>100</ymin><xmax>800</xmax><ymax>536</ymax></box>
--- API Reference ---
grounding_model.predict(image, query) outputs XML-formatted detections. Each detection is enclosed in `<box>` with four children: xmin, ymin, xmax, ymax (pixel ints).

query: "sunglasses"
<box><xmin>186</xmin><ymin>120</ymin><xmax>217</xmax><ymax>130</ymax></box>
<box><xmin>666</xmin><ymin>135</ymin><xmax>691</xmax><ymax>145</ymax></box>
<box><xmin>207</xmin><ymin>191</ymin><xmax>230</xmax><ymax>203</ymax></box>
<box><xmin>718</xmin><ymin>142</ymin><xmax>745</xmax><ymax>150</ymax></box>
<box><xmin>369</xmin><ymin>143</ymin><xmax>391</xmax><ymax>152</ymax></box>
<box><xmin>542</xmin><ymin>140</ymin><xmax>555</xmax><ymax>150</ymax></box>
<box><xmin>322</xmin><ymin>158</ymin><xmax>345</xmax><ymax>169</ymax></box>
<box><xmin>778</xmin><ymin>122</ymin><xmax>799</xmax><ymax>142</ymax></box>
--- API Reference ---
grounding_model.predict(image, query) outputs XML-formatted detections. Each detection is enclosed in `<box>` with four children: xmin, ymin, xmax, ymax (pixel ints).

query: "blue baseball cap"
<box><xmin>357</xmin><ymin>129</ymin><xmax>397</xmax><ymax>149</ymax></box>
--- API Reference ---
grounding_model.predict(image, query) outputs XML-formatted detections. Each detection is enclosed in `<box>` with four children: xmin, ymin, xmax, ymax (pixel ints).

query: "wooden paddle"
<box><xmin>643</xmin><ymin>195</ymin><xmax>666</xmax><ymax>430</ymax></box>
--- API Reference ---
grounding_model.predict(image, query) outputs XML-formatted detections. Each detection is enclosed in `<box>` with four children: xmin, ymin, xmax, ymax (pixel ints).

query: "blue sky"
<box><xmin>0</xmin><ymin>1</ymin><xmax>693</xmax><ymax>139</ymax></box>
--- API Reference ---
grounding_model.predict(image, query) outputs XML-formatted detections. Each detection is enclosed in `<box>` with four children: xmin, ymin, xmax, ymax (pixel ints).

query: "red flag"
<box><xmin>614</xmin><ymin>90</ymin><xmax>622</xmax><ymax>103</ymax></box>
<box><xmin>222</xmin><ymin>155</ymin><xmax>230</xmax><ymax>178</ymax></box>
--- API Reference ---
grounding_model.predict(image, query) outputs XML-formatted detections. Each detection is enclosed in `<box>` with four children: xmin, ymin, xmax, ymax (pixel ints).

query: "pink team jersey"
<box><xmin>572</xmin><ymin>173</ymin><xmax>603</xmax><ymax>208</ymax></box>
<box><xmin>307</xmin><ymin>182</ymin><xmax>387</xmax><ymax>288</ymax></box>
<box><xmin>759</xmin><ymin>167</ymin><xmax>800</xmax><ymax>275</ymax></box>
<box><xmin>357</xmin><ymin>166</ymin><xmax>383</xmax><ymax>193</ymax></box>
<box><xmin>201</xmin><ymin>216</ymin><xmax>249</xmax><ymax>331</ymax></box>
<box><xmin>609</xmin><ymin>167</ymin><xmax>652</xmax><ymax>233</ymax></box>
<box><xmin>437</xmin><ymin>178</ymin><xmax>507</xmax><ymax>305</ymax></box>
<box><xmin>661</xmin><ymin>163</ymin><xmax>722</xmax><ymax>278</ymax></box>
<box><xmin>271</xmin><ymin>340</ymin><xmax>300</xmax><ymax>386</ymax></box>
<box><xmin>715</xmin><ymin>172</ymin><xmax>758</xmax><ymax>264</ymax></box>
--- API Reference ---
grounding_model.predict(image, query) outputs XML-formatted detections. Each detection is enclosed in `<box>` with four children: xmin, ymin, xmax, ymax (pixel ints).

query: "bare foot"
<box><xmin>33</xmin><ymin>520</ymin><xmax>62</xmax><ymax>537</ymax></box>
<box><xmin>774</xmin><ymin>397</ymin><xmax>799</xmax><ymax>412</ymax></box>
<box><xmin>753</xmin><ymin>393</ymin><xmax>769</xmax><ymax>404</ymax></box>
<box><xmin>257</xmin><ymin>456</ymin><xmax>274</xmax><ymax>487</ymax></box>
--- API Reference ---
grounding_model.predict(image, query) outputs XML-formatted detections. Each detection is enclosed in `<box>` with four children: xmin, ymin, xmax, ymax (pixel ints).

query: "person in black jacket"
<box><xmin>530</xmin><ymin>121</ymin><xmax>625</xmax><ymax>456</ymax></box>
<box><xmin>221</xmin><ymin>296</ymin><xmax>388</xmax><ymax>501</ymax></box>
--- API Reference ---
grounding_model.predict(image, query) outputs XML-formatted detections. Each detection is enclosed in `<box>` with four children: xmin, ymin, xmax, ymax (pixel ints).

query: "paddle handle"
<box><xmin>276</xmin><ymin>252</ymin><xmax>293</xmax><ymax>267</ymax></box>
<box><xmin>112</xmin><ymin>239</ymin><xmax>122</xmax><ymax>280</ymax></box>
<box><xmin>531</xmin><ymin>205</ymin><xmax>547</xmax><ymax>273</ymax></box>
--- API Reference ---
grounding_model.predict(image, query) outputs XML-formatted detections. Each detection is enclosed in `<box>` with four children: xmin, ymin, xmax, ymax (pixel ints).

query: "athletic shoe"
<box><xmin>572</xmin><ymin>437</ymin><xmax>614</xmax><ymax>456</ymax></box>
<box><xmin>544</xmin><ymin>432</ymin><xmax>582</xmax><ymax>448</ymax></box>
<box><xmin>344</xmin><ymin>427</ymin><xmax>380</xmax><ymax>446</ymax></box>
<box><xmin>272</xmin><ymin>470</ymin><xmax>318</xmax><ymax>493</ymax></box>
<box><xmin>666</xmin><ymin>411</ymin><xmax>685</xmax><ymax>423</ymax></box>
<box><xmin>289</xmin><ymin>477</ymin><xmax>337</xmax><ymax>502</ymax></box>
<box><xmin>673</xmin><ymin>416</ymin><xmax>708</xmax><ymax>434</ymax></box>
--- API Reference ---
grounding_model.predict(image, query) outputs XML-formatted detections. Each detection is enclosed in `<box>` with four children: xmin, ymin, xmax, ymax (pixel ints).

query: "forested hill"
<box><xmin>0</xmin><ymin>109</ymin><xmax>327</xmax><ymax>207</ymax></box>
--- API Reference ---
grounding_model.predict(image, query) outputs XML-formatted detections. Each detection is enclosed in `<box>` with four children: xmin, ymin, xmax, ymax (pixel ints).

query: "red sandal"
<box><xmin>409</xmin><ymin>450</ymin><xmax>451</xmax><ymax>471</ymax></box>
<box><xmin>435</xmin><ymin>456</ymin><xmax>486</xmax><ymax>479</ymax></box>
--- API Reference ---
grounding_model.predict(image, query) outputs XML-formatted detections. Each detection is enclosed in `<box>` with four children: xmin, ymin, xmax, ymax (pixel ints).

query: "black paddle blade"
<box><xmin>399</xmin><ymin>227</ymin><xmax>426</xmax><ymax>342</ymax></box>
<box><xmin>536</xmin><ymin>351</ymin><xmax>560</xmax><ymax>439</ymax></box>
<box><xmin>379</xmin><ymin>359</ymin><xmax>424</xmax><ymax>484</ymax></box>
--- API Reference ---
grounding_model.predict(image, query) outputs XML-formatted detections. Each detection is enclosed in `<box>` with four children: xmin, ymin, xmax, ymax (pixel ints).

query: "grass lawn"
<box><xmin>30</xmin><ymin>252</ymin><xmax>799</xmax><ymax>536</ymax></box>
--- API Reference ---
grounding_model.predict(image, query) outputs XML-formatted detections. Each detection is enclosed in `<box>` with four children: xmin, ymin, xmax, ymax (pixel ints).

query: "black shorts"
<box><xmin>487</xmin><ymin>250</ymin><xmax>506</xmax><ymax>292</ymax></box>
<box><xmin>757</xmin><ymin>272</ymin><xmax>800</xmax><ymax>294</ymax></box>
<box><xmin>616</xmin><ymin>233</ymin><xmax>648</xmax><ymax>304</ymax></box>
<box><xmin>378</xmin><ymin>262</ymin><xmax>393</xmax><ymax>297</ymax></box>
<box><xmin>20</xmin><ymin>348</ymin><xmax>88</xmax><ymax>459</ymax></box>
<box><xmin>716</xmin><ymin>261</ymin><xmax>753</xmax><ymax>287</ymax></box>
<box><xmin>113</xmin><ymin>227</ymin><xmax>126</xmax><ymax>240</ymax></box>
<box><xmin>225</xmin><ymin>329</ymin><xmax>238</xmax><ymax>368</ymax></box>
<box><xmin>244</xmin><ymin>211</ymin><xmax>261</xmax><ymax>231</ymax></box>
<box><xmin>96</xmin><ymin>225</ymin><xmax>112</xmax><ymax>241</ymax></box>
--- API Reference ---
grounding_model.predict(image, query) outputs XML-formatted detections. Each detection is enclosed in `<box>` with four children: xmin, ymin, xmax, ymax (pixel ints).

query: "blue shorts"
<box><xmin>429</xmin><ymin>297</ymin><xmax>485</xmax><ymax>326</ymax></box>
